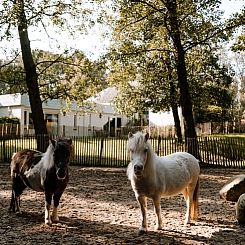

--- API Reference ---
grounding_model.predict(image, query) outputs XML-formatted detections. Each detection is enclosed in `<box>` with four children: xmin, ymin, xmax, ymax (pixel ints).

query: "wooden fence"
<box><xmin>1</xmin><ymin>135</ymin><xmax>245</xmax><ymax>168</ymax></box>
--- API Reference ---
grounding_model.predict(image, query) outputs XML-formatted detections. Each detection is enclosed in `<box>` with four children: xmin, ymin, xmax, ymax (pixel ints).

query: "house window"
<box><xmin>29</xmin><ymin>113</ymin><xmax>33</xmax><ymax>125</ymax></box>
<box><xmin>74</xmin><ymin>114</ymin><xmax>77</xmax><ymax>128</ymax></box>
<box><xmin>117</xmin><ymin>117</ymin><xmax>122</xmax><ymax>127</ymax></box>
<box><xmin>24</xmin><ymin>111</ymin><xmax>27</xmax><ymax>125</ymax></box>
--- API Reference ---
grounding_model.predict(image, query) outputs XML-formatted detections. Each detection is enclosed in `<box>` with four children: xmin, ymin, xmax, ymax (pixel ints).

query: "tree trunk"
<box><xmin>16</xmin><ymin>0</ymin><xmax>49</xmax><ymax>151</ymax></box>
<box><xmin>166</xmin><ymin>53</ymin><xmax>183</xmax><ymax>143</ymax></box>
<box><xmin>166</xmin><ymin>0</ymin><xmax>199</xmax><ymax>157</ymax></box>
<box><xmin>170</xmin><ymin>81</ymin><xmax>182</xmax><ymax>143</ymax></box>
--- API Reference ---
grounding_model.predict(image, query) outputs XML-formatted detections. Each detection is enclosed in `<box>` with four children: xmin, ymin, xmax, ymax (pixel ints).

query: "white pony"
<box><xmin>127</xmin><ymin>132</ymin><xmax>200</xmax><ymax>234</ymax></box>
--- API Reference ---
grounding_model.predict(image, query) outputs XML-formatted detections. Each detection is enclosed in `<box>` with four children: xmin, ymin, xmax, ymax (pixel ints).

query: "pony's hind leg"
<box><xmin>183</xmin><ymin>179</ymin><xmax>199</xmax><ymax>225</ymax></box>
<box><xmin>9</xmin><ymin>176</ymin><xmax>25</xmax><ymax>213</ymax></box>
<box><xmin>191</xmin><ymin>178</ymin><xmax>200</xmax><ymax>220</ymax></box>
<box><xmin>153</xmin><ymin>196</ymin><xmax>162</xmax><ymax>230</ymax></box>
<box><xmin>182</xmin><ymin>187</ymin><xmax>192</xmax><ymax>225</ymax></box>
<box><xmin>52</xmin><ymin>193</ymin><xmax>63</xmax><ymax>223</ymax></box>
<box><xmin>137</xmin><ymin>195</ymin><xmax>148</xmax><ymax>234</ymax></box>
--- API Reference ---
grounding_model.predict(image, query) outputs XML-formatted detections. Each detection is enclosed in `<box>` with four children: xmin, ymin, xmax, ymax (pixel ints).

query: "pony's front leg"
<box><xmin>153</xmin><ymin>197</ymin><xmax>162</xmax><ymax>230</ymax></box>
<box><xmin>45</xmin><ymin>192</ymin><xmax>52</xmax><ymax>225</ymax></box>
<box><xmin>52</xmin><ymin>193</ymin><xmax>62</xmax><ymax>223</ymax></box>
<box><xmin>137</xmin><ymin>195</ymin><xmax>148</xmax><ymax>234</ymax></box>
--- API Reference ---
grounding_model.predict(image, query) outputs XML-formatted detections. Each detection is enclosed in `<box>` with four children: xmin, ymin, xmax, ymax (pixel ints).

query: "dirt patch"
<box><xmin>1</xmin><ymin>164</ymin><xmax>245</xmax><ymax>244</ymax></box>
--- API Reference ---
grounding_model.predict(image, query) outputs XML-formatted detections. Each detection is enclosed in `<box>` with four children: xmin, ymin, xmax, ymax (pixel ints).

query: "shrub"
<box><xmin>0</xmin><ymin>117</ymin><xmax>20</xmax><ymax>124</ymax></box>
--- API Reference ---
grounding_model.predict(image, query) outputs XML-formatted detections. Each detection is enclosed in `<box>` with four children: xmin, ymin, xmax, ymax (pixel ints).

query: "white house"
<box><xmin>0</xmin><ymin>87</ymin><xmax>129</xmax><ymax>136</ymax></box>
<box><xmin>0</xmin><ymin>87</ymin><xmax>207</xmax><ymax>137</ymax></box>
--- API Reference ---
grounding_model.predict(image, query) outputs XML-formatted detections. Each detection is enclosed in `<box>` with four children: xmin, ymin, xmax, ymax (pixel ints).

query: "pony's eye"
<box><xmin>144</xmin><ymin>148</ymin><xmax>148</xmax><ymax>153</ymax></box>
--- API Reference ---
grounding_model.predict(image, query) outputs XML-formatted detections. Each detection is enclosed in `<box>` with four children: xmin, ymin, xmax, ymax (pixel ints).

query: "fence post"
<box><xmin>3</xmin><ymin>135</ymin><xmax>6</xmax><ymax>162</ymax></box>
<box><xmin>99</xmin><ymin>137</ymin><xmax>104</xmax><ymax>165</ymax></box>
<box><xmin>186</xmin><ymin>137</ymin><xmax>200</xmax><ymax>160</ymax></box>
<box><xmin>157</xmin><ymin>135</ymin><xmax>161</xmax><ymax>155</ymax></box>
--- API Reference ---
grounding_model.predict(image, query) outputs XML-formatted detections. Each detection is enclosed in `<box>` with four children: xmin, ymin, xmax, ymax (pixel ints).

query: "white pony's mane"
<box><xmin>41</xmin><ymin>143</ymin><xmax>55</xmax><ymax>171</ymax></box>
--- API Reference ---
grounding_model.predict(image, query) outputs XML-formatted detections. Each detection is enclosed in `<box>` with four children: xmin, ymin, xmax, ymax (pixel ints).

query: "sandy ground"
<box><xmin>0</xmin><ymin>163</ymin><xmax>245</xmax><ymax>244</ymax></box>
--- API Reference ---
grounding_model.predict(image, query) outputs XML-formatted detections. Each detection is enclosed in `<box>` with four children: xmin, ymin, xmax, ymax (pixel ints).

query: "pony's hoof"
<box><xmin>155</xmin><ymin>225</ymin><xmax>162</xmax><ymax>231</ymax></box>
<box><xmin>45</xmin><ymin>219</ymin><xmax>52</xmax><ymax>226</ymax></box>
<box><xmin>184</xmin><ymin>222</ymin><xmax>191</xmax><ymax>227</ymax></box>
<box><xmin>51</xmin><ymin>216</ymin><xmax>59</xmax><ymax>223</ymax></box>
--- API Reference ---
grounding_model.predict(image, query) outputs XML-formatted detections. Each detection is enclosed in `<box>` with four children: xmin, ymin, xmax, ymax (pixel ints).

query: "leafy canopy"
<box><xmin>107</xmin><ymin>0</ymin><xmax>243</xmax><ymax>122</ymax></box>
<box><xmin>0</xmin><ymin>0</ymin><xmax>108</xmax><ymax>107</ymax></box>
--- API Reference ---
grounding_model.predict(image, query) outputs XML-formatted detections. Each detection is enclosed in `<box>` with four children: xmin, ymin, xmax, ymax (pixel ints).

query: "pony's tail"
<box><xmin>191</xmin><ymin>177</ymin><xmax>200</xmax><ymax>220</ymax></box>
<box><xmin>9</xmin><ymin>186</ymin><xmax>16</xmax><ymax>212</ymax></box>
<box><xmin>9</xmin><ymin>172</ymin><xmax>17</xmax><ymax>212</ymax></box>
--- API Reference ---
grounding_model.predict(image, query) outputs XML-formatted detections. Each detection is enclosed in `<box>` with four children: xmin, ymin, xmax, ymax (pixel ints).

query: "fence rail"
<box><xmin>1</xmin><ymin>135</ymin><xmax>245</xmax><ymax>168</ymax></box>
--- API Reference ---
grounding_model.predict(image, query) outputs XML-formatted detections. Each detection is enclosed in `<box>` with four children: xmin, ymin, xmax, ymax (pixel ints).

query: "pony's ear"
<box><xmin>51</xmin><ymin>139</ymin><xmax>56</xmax><ymax>147</ymax></box>
<box><xmin>145</xmin><ymin>133</ymin><xmax>149</xmax><ymax>141</ymax></box>
<box><xmin>67</xmin><ymin>138</ymin><xmax>72</xmax><ymax>145</ymax></box>
<box><xmin>128</xmin><ymin>132</ymin><xmax>133</xmax><ymax>138</ymax></box>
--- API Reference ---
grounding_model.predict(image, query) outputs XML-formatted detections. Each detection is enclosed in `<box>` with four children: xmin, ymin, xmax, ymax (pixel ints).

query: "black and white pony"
<box><xmin>127</xmin><ymin>132</ymin><xmax>200</xmax><ymax>234</ymax></box>
<box><xmin>9</xmin><ymin>138</ymin><xmax>72</xmax><ymax>225</ymax></box>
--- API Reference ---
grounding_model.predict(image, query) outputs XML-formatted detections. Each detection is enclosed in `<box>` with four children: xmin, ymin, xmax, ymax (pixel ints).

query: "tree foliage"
<box><xmin>0</xmin><ymin>57</ymin><xmax>26</xmax><ymax>94</ymax></box>
<box><xmin>0</xmin><ymin>50</ymin><xmax>107</xmax><ymax>105</ymax></box>
<box><xmin>34</xmin><ymin>50</ymin><xmax>107</xmax><ymax>103</ymax></box>
<box><xmin>232</xmin><ymin>33</ymin><xmax>245</xmax><ymax>52</ymax></box>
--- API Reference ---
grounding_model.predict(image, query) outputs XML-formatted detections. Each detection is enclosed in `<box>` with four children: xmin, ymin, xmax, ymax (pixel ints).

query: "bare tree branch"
<box><xmin>0</xmin><ymin>52</ymin><xmax>21</xmax><ymax>69</ymax></box>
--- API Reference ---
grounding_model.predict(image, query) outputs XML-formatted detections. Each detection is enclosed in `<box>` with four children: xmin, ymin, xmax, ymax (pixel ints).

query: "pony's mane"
<box><xmin>42</xmin><ymin>143</ymin><xmax>55</xmax><ymax>170</ymax></box>
<box><xmin>128</xmin><ymin>132</ymin><xmax>152</xmax><ymax>152</ymax></box>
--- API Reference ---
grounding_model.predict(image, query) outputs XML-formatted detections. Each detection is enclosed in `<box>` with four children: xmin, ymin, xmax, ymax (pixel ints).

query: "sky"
<box><xmin>220</xmin><ymin>0</ymin><xmax>244</xmax><ymax>17</ymax></box>
<box><xmin>1</xmin><ymin>0</ymin><xmax>244</xmax><ymax>61</ymax></box>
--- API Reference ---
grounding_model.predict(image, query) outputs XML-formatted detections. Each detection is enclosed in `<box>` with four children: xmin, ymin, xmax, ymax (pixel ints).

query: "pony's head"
<box><xmin>51</xmin><ymin>138</ymin><xmax>72</xmax><ymax>180</ymax></box>
<box><xmin>127</xmin><ymin>132</ymin><xmax>150</xmax><ymax>178</ymax></box>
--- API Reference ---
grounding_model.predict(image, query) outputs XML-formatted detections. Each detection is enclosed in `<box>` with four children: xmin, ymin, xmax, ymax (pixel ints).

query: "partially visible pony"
<box><xmin>9</xmin><ymin>138</ymin><xmax>72</xmax><ymax>225</ymax></box>
<box><xmin>127</xmin><ymin>132</ymin><xmax>200</xmax><ymax>234</ymax></box>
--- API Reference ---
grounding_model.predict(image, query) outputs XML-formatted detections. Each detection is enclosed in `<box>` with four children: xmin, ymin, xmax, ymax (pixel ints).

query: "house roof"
<box><xmin>0</xmin><ymin>93</ymin><xmax>65</xmax><ymax>110</ymax></box>
<box><xmin>0</xmin><ymin>93</ymin><xmax>27</xmax><ymax>107</ymax></box>
<box><xmin>87</xmin><ymin>87</ymin><xmax>118</xmax><ymax>104</ymax></box>
<box><xmin>0</xmin><ymin>87</ymin><xmax>119</xmax><ymax>115</ymax></box>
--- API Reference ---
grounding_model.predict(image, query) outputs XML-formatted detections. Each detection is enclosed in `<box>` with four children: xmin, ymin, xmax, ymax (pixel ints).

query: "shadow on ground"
<box><xmin>1</xmin><ymin>164</ymin><xmax>245</xmax><ymax>244</ymax></box>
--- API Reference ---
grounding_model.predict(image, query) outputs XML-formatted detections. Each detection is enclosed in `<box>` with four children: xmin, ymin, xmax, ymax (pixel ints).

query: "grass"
<box><xmin>209</xmin><ymin>133</ymin><xmax>245</xmax><ymax>138</ymax></box>
<box><xmin>0</xmin><ymin>136</ymin><xmax>130</xmax><ymax>167</ymax></box>
<box><xmin>1</xmin><ymin>135</ymin><xmax>245</xmax><ymax>168</ymax></box>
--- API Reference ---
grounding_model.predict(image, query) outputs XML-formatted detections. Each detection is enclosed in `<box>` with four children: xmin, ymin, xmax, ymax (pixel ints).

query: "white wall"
<box><xmin>0</xmin><ymin>107</ymin><xmax>10</xmax><ymax>117</ymax></box>
<box><xmin>9</xmin><ymin>107</ymin><xmax>22</xmax><ymax>119</ymax></box>
<box><xmin>0</xmin><ymin>106</ymin><xmax>22</xmax><ymax>119</ymax></box>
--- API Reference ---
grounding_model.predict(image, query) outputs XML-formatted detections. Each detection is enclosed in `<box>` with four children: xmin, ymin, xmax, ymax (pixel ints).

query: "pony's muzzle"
<box><xmin>134</xmin><ymin>164</ymin><xmax>144</xmax><ymax>176</ymax></box>
<box><xmin>56</xmin><ymin>168</ymin><xmax>67</xmax><ymax>180</ymax></box>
